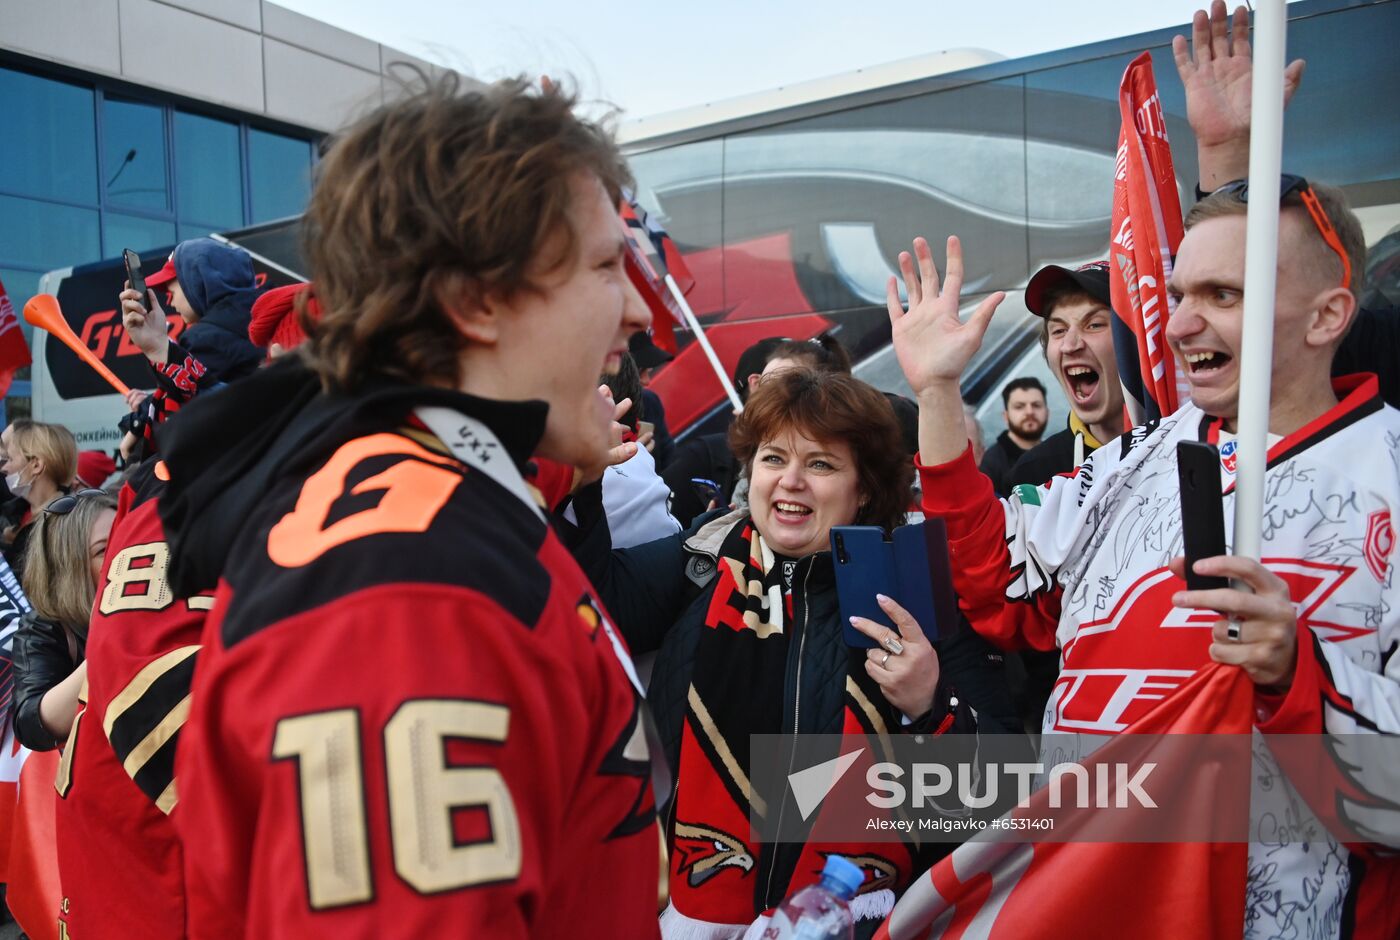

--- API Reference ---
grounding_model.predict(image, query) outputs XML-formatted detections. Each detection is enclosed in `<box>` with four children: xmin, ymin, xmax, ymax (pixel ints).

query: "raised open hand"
<box><xmin>1173</xmin><ymin>1</ymin><xmax>1305</xmax><ymax>151</ymax></box>
<box><xmin>887</xmin><ymin>236</ymin><xmax>1004</xmax><ymax>397</ymax></box>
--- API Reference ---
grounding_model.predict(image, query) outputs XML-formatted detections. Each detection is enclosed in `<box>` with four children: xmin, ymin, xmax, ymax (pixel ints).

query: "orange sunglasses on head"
<box><xmin>1216</xmin><ymin>174</ymin><xmax>1352</xmax><ymax>291</ymax></box>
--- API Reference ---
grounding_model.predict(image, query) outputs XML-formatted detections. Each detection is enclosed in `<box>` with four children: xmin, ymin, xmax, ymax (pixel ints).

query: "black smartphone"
<box><xmin>123</xmin><ymin>249</ymin><xmax>148</xmax><ymax>310</ymax></box>
<box><xmin>1176</xmin><ymin>440</ymin><xmax>1229</xmax><ymax>591</ymax></box>
<box><xmin>831</xmin><ymin>523</ymin><xmax>944</xmax><ymax>648</ymax></box>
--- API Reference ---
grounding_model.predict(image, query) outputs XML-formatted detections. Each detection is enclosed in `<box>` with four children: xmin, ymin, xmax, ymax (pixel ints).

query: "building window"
<box><xmin>248</xmin><ymin>129</ymin><xmax>313</xmax><ymax>223</ymax></box>
<box><xmin>0</xmin><ymin>69</ymin><xmax>97</xmax><ymax>204</ymax></box>
<box><xmin>102</xmin><ymin>214</ymin><xmax>177</xmax><ymax>260</ymax></box>
<box><xmin>175</xmin><ymin>111</ymin><xmax>244</xmax><ymax>231</ymax></box>
<box><xmin>0</xmin><ymin>195</ymin><xmax>102</xmax><ymax>272</ymax></box>
<box><xmin>102</xmin><ymin>97</ymin><xmax>170</xmax><ymax>213</ymax></box>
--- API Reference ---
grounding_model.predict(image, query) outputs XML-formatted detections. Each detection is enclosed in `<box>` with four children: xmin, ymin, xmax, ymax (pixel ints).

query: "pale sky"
<box><xmin>275</xmin><ymin>1</ymin><xmax>1289</xmax><ymax>123</ymax></box>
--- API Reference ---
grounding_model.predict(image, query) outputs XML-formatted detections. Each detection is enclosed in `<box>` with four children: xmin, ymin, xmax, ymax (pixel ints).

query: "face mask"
<box><xmin>6</xmin><ymin>467</ymin><xmax>31</xmax><ymax>500</ymax></box>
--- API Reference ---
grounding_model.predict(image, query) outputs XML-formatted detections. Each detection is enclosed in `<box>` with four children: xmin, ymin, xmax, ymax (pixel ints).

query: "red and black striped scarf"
<box><xmin>663</xmin><ymin>519</ymin><xmax>914</xmax><ymax>937</ymax></box>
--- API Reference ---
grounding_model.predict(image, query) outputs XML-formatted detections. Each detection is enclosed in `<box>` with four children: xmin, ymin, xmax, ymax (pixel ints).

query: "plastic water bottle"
<box><xmin>763</xmin><ymin>855</ymin><xmax>864</xmax><ymax>939</ymax></box>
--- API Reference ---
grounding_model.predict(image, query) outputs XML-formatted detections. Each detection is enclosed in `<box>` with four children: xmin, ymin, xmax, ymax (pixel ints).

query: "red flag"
<box><xmin>0</xmin><ymin>559</ymin><xmax>33</xmax><ymax>884</ymax></box>
<box><xmin>620</xmin><ymin>193</ymin><xmax>695</xmax><ymax>353</ymax></box>
<box><xmin>1109</xmin><ymin>53</ymin><xmax>1189</xmax><ymax>425</ymax></box>
<box><xmin>877</xmin><ymin>664</ymin><xmax>1254</xmax><ymax>940</ymax></box>
<box><xmin>0</xmin><ymin>278</ymin><xmax>33</xmax><ymax>400</ymax></box>
<box><xmin>5</xmin><ymin>750</ymin><xmax>61</xmax><ymax>940</ymax></box>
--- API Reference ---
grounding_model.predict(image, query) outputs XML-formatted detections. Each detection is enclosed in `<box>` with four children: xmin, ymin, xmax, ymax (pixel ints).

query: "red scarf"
<box><xmin>663</xmin><ymin>520</ymin><xmax>917</xmax><ymax>936</ymax></box>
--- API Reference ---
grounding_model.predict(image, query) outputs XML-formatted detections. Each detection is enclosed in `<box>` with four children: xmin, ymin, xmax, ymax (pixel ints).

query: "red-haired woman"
<box><xmin>569</xmin><ymin>368</ymin><xmax>1015</xmax><ymax>939</ymax></box>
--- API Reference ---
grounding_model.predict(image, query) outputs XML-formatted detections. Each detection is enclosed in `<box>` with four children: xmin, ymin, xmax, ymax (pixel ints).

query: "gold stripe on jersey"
<box><xmin>120</xmin><ymin>693</ymin><xmax>192</xmax><ymax>782</ymax></box>
<box><xmin>103</xmin><ymin>645</ymin><xmax>200</xmax><ymax>742</ymax></box>
<box><xmin>54</xmin><ymin>678</ymin><xmax>89</xmax><ymax>798</ymax></box>
<box><xmin>155</xmin><ymin>778</ymin><xmax>178</xmax><ymax>815</ymax></box>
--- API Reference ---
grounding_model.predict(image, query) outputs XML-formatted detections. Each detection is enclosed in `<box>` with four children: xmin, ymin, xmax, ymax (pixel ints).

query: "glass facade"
<box><xmin>0</xmin><ymin>59</ymin><xmax>319</xmax><ymax>401</ymax></box>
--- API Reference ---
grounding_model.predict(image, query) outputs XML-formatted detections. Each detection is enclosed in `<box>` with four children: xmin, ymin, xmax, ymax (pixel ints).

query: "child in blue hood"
<box><xmin>146</xmin><ymin>238</ymin><xmax>264</xmax><ymax>382</ymax></box>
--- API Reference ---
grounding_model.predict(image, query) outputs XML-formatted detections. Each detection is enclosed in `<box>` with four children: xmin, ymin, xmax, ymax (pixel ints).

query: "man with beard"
<box><xmin>979</xmin><ymin>376</ymin><xmax>1048</xmax><ymax>496</ymax></box>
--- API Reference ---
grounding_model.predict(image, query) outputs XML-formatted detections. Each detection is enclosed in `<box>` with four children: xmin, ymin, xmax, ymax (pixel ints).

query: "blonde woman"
<box><xmin>1</xmin><ymin>420</ymin><xmax>79</xmax><ymax>573</ymax></box>
<box><xmin>11</xmin><ymin>488</ymin><xmax>117</xmax><ymax>749</ymax></box>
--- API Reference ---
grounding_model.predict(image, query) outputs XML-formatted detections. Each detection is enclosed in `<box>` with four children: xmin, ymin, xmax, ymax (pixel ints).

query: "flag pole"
<box><xmin>664</xmin><ymin>273</ymin><xmax>744</xmax><ymax>413</ymax></box>
<box><xmin>1232</xmin><ymin>0</ymin><xmax>1288</xmax><ymax>562</ymax></box>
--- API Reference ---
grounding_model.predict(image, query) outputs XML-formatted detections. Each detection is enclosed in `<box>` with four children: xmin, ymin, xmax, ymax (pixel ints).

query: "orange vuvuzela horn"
<box><xmin>23</xmin><ymin>294</ymin><xmax>132</xmax><ymax>397</ymax></box>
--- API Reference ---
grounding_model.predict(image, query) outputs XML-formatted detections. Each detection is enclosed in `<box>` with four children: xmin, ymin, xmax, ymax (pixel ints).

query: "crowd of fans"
<box><xmin>0</xmin><ymin>3</ymin><xmax>1396</xmax><ymax>938</ymax></box>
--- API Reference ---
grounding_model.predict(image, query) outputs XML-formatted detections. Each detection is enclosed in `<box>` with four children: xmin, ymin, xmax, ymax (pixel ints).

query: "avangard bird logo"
<box><xmin>672</xmin><ymin>822</ymin><xmax>755</xmax><ymax>887</ymax></box>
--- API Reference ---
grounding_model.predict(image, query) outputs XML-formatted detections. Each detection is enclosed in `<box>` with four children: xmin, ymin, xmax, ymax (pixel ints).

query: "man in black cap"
<box><xmin>1008</xmin><ymin>260</ymin><xmax>1126</xmax><ymax>490</ymax></box>
<box><xmin>628</xmin><ymin>330</ymin><xmax>676</xmax><ymax>468</ymax></box>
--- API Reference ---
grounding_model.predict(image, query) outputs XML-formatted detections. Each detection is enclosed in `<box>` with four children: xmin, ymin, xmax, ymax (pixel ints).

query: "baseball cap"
<box><xmin>628</xmin><ymin>330</ymin><xmax>673</xmax><ymax>370</ymax></box>
<box><xmin>146</xmin><ymin>252</ymin><xmax>178</xmax><ymax>288</ymax></box>
<box><xmin>1024</xmin><ymin>260</ymin><xmax>1112</xmax><ymax>317</ymax></box>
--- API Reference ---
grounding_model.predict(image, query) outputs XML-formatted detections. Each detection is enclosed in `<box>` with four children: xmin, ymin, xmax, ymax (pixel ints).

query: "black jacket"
<box><xmin>157</xmin><ymin>355</ymin><xmax>550</xmax><ymax>597</ymax></box>
<box><xmin>563</xmin><ymin>489</ymin><xmax>1020</xmax><ymax>911</ymax></box>
<box><xmin>978</xmin><ymin>430</ymin><xmax>1032</xmax><ymax>498</ymax></box>
<box><xmin>11</xmin><ymin>611</ymin><xmax>83</xmax><ymax>752</ymax></box>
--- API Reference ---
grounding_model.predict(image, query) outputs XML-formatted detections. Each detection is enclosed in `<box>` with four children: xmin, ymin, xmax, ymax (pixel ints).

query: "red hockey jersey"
<box><xmin>173</xmin><ymin>400</ymin><xmax>663</xmax><ymax>938</ymax></box>
<box><xmin>53</xmin><ymin>459</ymin><xmax>211</xmax><ymax>939</ymax></box>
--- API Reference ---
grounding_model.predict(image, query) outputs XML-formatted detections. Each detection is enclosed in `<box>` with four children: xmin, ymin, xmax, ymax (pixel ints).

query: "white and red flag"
<box><xmin>620</xmin><ymin>192</ymin><xmax>695</xmax><ymax>353</ymax></box>
<box><xmin>1109</xmin><ymin>53</ymin><xmax>1189</xmax><ymax>425</ymax></box>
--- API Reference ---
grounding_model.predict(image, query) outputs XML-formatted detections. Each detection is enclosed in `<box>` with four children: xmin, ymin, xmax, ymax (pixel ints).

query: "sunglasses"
<box><xmin>1215</xmin><ymin>174</ymin><xmax>1352</xmax><ymax>291</ymax></box>
<box><xmin>44</xmin><ymin>489</ymin><xmax>108</xmax><ymax>517</ymax></box>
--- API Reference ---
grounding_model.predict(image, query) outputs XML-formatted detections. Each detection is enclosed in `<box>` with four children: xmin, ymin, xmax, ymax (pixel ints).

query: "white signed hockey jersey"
<box><xmin>918</xmin><ymin>374</ymin><xmax>1399</xmax><ymax>939</ymax></box>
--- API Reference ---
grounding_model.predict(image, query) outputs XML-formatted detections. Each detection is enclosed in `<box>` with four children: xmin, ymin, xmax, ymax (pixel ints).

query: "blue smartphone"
<box><xmin>831</xmin><ymin>521</ymin><xmax>954</xmax><ymax>648</ymax></box>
